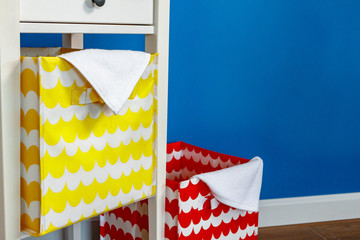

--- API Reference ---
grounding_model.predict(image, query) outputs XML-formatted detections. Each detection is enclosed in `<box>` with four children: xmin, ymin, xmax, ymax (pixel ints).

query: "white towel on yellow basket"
<box><xmin>60</xmin><ymin>49</ymin><xmax>151</xmax><ymax>114</ymax></box>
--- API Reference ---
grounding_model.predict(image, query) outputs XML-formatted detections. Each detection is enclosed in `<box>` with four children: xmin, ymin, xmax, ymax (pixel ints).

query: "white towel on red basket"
<box><xmin>60</xmin><ymin>49</ymin><xmax>151</xmax><ymax>115</ymax></box>
<box><xmin>196</xmin><ymin>156</ymin><xmax>263</xmax><ymax>212</ymax></box>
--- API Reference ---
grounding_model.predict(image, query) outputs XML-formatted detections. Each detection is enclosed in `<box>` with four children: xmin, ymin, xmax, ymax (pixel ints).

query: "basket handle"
<box><xmin>71</xmin><ymin>88</ymin><xmax>104</xmax><ymax>105</ymax></box>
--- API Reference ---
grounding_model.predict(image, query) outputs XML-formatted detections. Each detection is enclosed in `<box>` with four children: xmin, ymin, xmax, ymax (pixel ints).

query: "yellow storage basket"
<box><xmin>20</xmin><ymin>48</ymin><xmax>158</xmax><ymax>236</ymax></box>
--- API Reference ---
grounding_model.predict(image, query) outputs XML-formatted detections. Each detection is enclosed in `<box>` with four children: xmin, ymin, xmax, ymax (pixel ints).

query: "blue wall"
<box><xmin>21</xmin><ymin>0</ymin><xmax>360</xmax><ymax>200</ymax></box>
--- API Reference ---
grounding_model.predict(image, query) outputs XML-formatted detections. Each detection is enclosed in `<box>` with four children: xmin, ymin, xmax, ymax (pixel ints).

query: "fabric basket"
<box><xmin>20</xmin><ymin>48</ymin><xmax>158</xmax><ymax>236</ymax></box>
<box><xmin>100</xmin><ymin>142</ymin><xmax>260</xmax><ymax>240</ymax></box>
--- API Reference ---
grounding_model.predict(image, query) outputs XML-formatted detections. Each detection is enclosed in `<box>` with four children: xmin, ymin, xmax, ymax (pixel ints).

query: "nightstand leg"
<box><xmin>62</xmin><ymin>33</ymin><xmax>84</xmax><ymax>49</ymax></box>
<box><xmin>0</xmin><ymin>0</ymin><xmax>21</xmax><ymax>239</ymax></box>
<box><xmin>145</xmin><ymin>0</ymin><xmax>170</xmax><ymax>239</ymax></box>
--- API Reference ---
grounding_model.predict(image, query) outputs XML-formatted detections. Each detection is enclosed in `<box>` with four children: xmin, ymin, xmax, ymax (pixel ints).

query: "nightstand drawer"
<box><xmin>20</xmin><ymin>0</ymin><xmax>153</xmax><ymax>25</ymax></box>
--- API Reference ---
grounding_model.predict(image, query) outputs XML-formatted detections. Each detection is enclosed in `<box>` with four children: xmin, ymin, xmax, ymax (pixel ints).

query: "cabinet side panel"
<box><xmin>0</xmin><ymin>0</ymin><xmax>21</xmax><ymax>238</ymax></box>
<box><xmin>146</xmin><ymin>0</ymin><xmax>170</xmax><ymax>239</ymax></box>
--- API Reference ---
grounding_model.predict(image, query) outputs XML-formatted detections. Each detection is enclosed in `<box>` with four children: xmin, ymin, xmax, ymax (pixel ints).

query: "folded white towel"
<box><xmin>195</xmin><ymin>157</ymin><xmax>263</xmax><ymax>212</ymax></box>
<box><xmin>60</xmin><ymin>49</ymin><xmax>151</xmax><ymax>115</ymax></box>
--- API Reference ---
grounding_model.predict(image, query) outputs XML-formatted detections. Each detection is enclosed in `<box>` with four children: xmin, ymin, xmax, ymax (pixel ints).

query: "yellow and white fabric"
<box><xmin>20</xmin><ymin>48</ymin><xmax>158</xmax><ymax>236</ymax></box>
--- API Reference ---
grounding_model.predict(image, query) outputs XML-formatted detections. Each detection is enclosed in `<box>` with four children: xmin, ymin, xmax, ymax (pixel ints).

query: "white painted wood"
<box><xmin>62</xmin><ymin>34</ymin><xmax>84</xmax><ymax>49</ymax></box>
<box><xmin>3</xmin><ymin>1</ymin><xmax>169</xmax><ymax>239</ymax></box>
<box><xmin>20</xmin><ymin>23</ymin><xmax>155</xmax><ymax>34</ymax></box>
<box><xmin>20</xmin><ymin>0</ymin><xmax>153</xmax><ymax>25</ymax></box>
<box><xmin>72</xmin><ymin>223</ymin><xmax>82</xmax><ymax>240</ymax></box>
<box><xmin>0</xmin><ymin>0</ymin><xmax>21</xmax><ymax>240</ymax></box>
<box><xmin>146</xmin><ymin>0</ymin><xmax>170</xmax><ymax>239</ymax></box>
<box><xmin>259</xmin><ymin>192</ymin><xmax>360</xmax><ymax>227</ymax></box>
<box><xmin>20</xmin><ymin>232</ymin><xmax>30</xmax><ymax>239</ymax></box>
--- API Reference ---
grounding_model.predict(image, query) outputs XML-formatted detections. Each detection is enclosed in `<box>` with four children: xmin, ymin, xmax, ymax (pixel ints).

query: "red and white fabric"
<box><xmin>100</xmin><ymin>141</ymin><xmax>262</xmax><ymax>240</ymax></box>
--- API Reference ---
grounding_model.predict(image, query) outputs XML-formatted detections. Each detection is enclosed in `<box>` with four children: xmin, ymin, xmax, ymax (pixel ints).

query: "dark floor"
<box><xmin>258</xmin><ymin>219</ymin><xmax>360</xmax><ymax>240</ymax></box>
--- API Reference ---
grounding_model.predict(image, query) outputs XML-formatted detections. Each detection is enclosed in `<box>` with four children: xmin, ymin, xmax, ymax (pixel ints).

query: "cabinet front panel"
<box><xmin>20</xmin><ymin>0</ymin><xmax>153</xmax><ymax>25</ymax></box>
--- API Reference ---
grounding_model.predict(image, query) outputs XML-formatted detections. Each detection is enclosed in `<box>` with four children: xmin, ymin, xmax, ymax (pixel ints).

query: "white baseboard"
<box><xmin>259</xmin><ymin>192</ymin><xmax>360</xmax><ymax>227</ymax></box>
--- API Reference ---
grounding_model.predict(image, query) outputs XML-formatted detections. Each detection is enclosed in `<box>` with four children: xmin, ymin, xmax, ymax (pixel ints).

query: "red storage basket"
<box><xmin>101</xmin><ymin>142</ymin><xmax>259</xmax><ymax>240</ymax></box>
